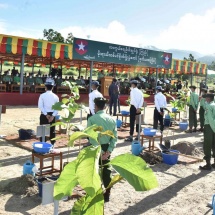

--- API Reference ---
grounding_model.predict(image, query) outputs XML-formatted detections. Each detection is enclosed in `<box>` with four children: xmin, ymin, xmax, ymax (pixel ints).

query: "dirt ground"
<box><xmin>0</xmin><ymin>105</ymin><xmax>215</xmax><ymax>215</ymax></box>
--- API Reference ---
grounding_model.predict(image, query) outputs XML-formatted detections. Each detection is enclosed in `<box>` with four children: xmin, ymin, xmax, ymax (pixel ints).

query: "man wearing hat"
<box><xmin>88</xmin><ymin>81</ymin><xmax>103</xmax><ymax>118</ymax></box>
<box><xmin>126</xmin><ymin>80</ymin><xmax>144</xmax><ymax>141</ymax></box>
<box><xmin>187</xmin><ymin>86</ymin><xmax>199</xmax><ymax>133</ymax></box>
<box><xmin>198</xmin><ymin>88</ymin><xmax>208</xmax><ymax>132</ymax></box>
<box><xmin>87</xmin><ymin>97</ymin><xmax>117</xmax><ymax>202</ymax></box>
<box><xmin>38</xmin><ymin>78</ymin><xmax>59</xmax><ymax>145</ymax></box>
<box><xmin>199</xmin><ymin>93</ymin><xmax>215</xmax><ymax>170</ymax></box>
<box><xmin>153</xmin><ymin>86</ymin><xmax>167</xmax><ymax>133</ymax></box>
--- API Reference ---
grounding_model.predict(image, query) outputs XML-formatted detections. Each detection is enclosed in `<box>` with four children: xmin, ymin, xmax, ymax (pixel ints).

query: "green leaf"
<box><xmin>165</xmin><ymin>93</ymin><xmax>175</xmax><ymax>101</ymax></box>
<box><xmin>143</xmin><ymin>93</ymin><xmax>150</xmax><ymax>98</ymax></box>
<box><xmin>52</xmin><ymin>102</ymin><xmax>64</xmax><ymax>110</ymax></box>
<box><xmin>51</xmin><ymin>121</ymin><xmax>67</xmax><ymax>127</ymax></box>
<box><xmin>110</xmin><ymin>153</ymin><xmax>158</xmax><ymax>191</ymax></box>
<box><xmin>51</xmin><ymin>136</ymin><xmax>65</xmax><ymax>141</ymax></box>
<box><xmin>71</xmin><ymin>189</ymin><xmax>104</xmax><ymax>215</ymax></box>
<box><xmin>83</xmin><ymin>189</ymin><xmax>104</xmax><ymax>215</ymax></box>
<box><xmin>84</xmin><ymin>125</ymin><xmax>99</xmax><ymax>143</ymax></box>
<box><xmin>62</xmin><ymin>98</ymin><xmax>69</xmax><ymax>104</ymax></box>
<box><xmin>54</xmin><ymin>160</ymin><xmax>78</xmax><ymax>200</ymax></box>
<box><xmin>68</xmin><ymin>132</ymin><xmax>91</xmax><ymax>147</ymax></box>
<box><xmin>71</xmin><ymin>196</ymin><xmax>86</xmax><ymax>215</ymax></box>
<box><xmin>106</xmin><ymin>174</ymin><xmax>123</xmax><ymax>189</ymax></box>
<box><xmin>100</xmin><ymin>130</ymin><xmax>115</xmax><ymax>139</ymax></box>
<box><xmin>75</xmin><ymin>146</ymin><xmax>102</xmax><ymax>197</ymax></box>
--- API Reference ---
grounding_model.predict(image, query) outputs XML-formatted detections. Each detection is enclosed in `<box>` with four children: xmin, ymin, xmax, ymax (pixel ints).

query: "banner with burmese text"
<box><xmin>73</xmin><ymin>37</ymin><xmax>172</xmax><ymax>69</ymax></box>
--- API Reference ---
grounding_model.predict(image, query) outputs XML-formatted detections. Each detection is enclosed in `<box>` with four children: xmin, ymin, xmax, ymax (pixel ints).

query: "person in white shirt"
<box><xmin>38</xmin><ymin>78</ymin><xmax>59</xmax><ymax>145</ymax></box>
<box><xmin>126</xmin><ymin>80</ymin><xmax>144</xmax><ymax>142</ymax></box>
<box><xmin>153</xmin><ymin>86</ymin><xmax>167</xmax><ymax>133</ymax></box>
<box><xmin>88</xmin><ymin>81</ymin><xmax>103</xmax><ymax>118</ymax></box>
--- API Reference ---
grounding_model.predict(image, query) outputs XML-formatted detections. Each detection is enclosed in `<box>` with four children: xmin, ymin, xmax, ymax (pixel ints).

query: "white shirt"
<box><xmin>89</xmin><ymin>89</ymin><xmax>103</xmax><ymax>114</ymax></box>
<box><xmin>130</xmin><ymin>87</ymin><xmax>144</xmax><ymax>109</ymax></box>
<box><xmin>38</xmin><ymin>91</ymin><xmax>59</xmax><ymax>116</ymax></box>
<box><xmin>154</xmin><ymin>92</ymin><xmax>167</xmax><ymax>112</ymax></box>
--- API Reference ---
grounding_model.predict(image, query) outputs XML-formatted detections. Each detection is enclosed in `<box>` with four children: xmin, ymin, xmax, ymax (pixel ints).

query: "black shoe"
<box><xmin>199</xmin><ymin>164</ymin><xmax>212</xmax><ymax>170</ymax></box>
<box><xmin>104</xmin><ymin>188</ymin><xmax>110</xmax><ymax>202</ymax></box>
<box><xmin>104</xmin><ymin>193</ymin><xmax>110</xmax><ymax>202</ymax></box>
<box><xmin>185</xmin><ymin>129</ymin><xmax>192</xmax><ymax>133</ymax></box>
<box><xmin>193</xmin><ymin>128</ymin><xmax>197</xmax><ymax>132</ymax></box>
<box><xmin>125</xmin><ymin>136</ymin><xmax>133</xmax><ymax>142</ymax></box>
<box><xmin>211</xmin><ymin>163</ymin><xmax>215</xmax><ymax>168</ymax></box>
<box><xmin>134</xmin><ymin>136</ymin><xmax>138</xmax><ymax>141</ymax></box>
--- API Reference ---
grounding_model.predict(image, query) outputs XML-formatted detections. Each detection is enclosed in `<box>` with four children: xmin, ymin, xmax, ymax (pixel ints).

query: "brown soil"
<box><xmin>1</xmin><ymin>175</ymin><xmax>38</xmax><ymax>197</ymax></box>
<box><xmin>140</xmin><ymin>151</ymin><xmax>163</xmax><ymax>165</ymax></box>
<box><xmin>171</xmin><ymin>141</ymin><xmax>203</xmax><ymax>156</ymax></box>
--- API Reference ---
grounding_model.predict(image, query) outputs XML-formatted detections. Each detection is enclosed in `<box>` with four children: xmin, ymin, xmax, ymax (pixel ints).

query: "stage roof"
<box><xmin>0</xmin><ymin>34</ymin><xmax>207</xmax><ymax>75</ymax></box>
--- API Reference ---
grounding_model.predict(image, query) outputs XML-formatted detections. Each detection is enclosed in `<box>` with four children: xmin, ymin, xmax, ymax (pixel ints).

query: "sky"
<box><xmin>0</xmin><ymin>0</ymin><xmax>215</xmax><ymax>55</ymax></box>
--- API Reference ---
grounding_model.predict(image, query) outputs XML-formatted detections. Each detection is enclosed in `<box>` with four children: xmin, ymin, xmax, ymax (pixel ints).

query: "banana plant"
<box><xmin>54</xmin><ymin>124</ymin><xmax>158</xmax><ymax>215</ymax></box>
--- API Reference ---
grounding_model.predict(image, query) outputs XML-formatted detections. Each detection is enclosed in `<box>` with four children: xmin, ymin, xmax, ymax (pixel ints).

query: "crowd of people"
<box><xmin>0</xmin><ymin>67</ymin><xmax>92</xmax><ymax>92</ymax></box>
<box><xmin>37</xmin><ymin>74</ymin><xmax>215</xmax><ymax>203</ymax></box>
<box><xmin>1</xmin><ymin>67</ymin><xmax>192</xmax><ymax>96</ymax></box>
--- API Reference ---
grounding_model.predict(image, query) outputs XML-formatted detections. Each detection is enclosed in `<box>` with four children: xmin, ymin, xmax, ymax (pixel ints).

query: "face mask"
<box><xmin>58</xmin><ymin>77</ymin><xmax>60</xmax><ymax>79</ymax></box>
<box><xmin>16</xmin><ymin>74</ymin><xmax>18</xmax><ymax>76</ymax></box>
<box><xmin>30</xmin><ymin>76</ymin><xmax>32</xmax><ymax>78</ymax></box>
<box><xmin>39</xmin><ymin>75</ymin><xmax>41</xmax><ymax>77</ymax></box>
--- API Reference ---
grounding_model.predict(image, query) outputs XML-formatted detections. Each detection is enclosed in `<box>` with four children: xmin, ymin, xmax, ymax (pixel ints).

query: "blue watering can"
<box><xmin>212</xmin><ymin>194</ymin><xmax>215</xmax><ymax>215</ymax></box>
<box><xmin>165</xmin><ymin>114</ymin><xmax>171</xmax><ymax>119</ymax></box>
<box><xmin>23</xmin><ymin>160</ymin><xmax>35</xmax><ymax>176</ymax></box>
<box><xmin>116</xmin><ymin>119</ymin><xmax>122</xmax><ymax>128</ymax></box>
<box><xmin>131</xmin><ymin>141</ymin><xmax>144</xmax><ymax>156</ymax></box>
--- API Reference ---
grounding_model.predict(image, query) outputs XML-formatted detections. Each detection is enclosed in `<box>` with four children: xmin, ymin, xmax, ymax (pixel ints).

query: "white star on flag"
<box><xmin>78</xmin><ymin>42</ymin><xmax>85</xmax><ymax>51</ymax></box>
<box><xmin>165</xmin><ymin>55</ymin><xmax>169</xmax><ymax>62</ymax></box>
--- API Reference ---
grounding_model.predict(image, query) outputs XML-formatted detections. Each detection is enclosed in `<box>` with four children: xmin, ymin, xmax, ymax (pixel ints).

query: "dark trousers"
<box><xmin>129</xmin><ymin>105</ymin><xmax>140</xmax><ymax>136</ymax></box>
<box><xmin>189</xmin><ymin>106</ymin><xmax>197</xmax><ymax>128</ymax></box>
<box><xmin>118</xmin><ymin>98</ymin><xmax>121</xmax><ymax>113</ymax></box>
<box><xmin>40</xmin><ymin>112</ymin><xmax>56</xmax><ymax>144</ymax></box>
<box><xmin>203</xmin><ymin>125</ymin><xmax>215</xmax><ymax>161</ymax></box>
<box><xmin>99</xmin><ymin>144</ymin><xmax>112</xmax><ymax>188</ymax></box>
<box><xmin>199</xmin><ymin>106</ymin><xmax>205</xmax><ymax>129</ymax></box>
<box><xmin>153</xmin><ymin>108</ymin><xmax>164</xmax><ymax>132</ymax></box>
<box><xmin>109</xmin><ymin>96</ymin><xmax>118</xmax><ymax>115</ymax></box>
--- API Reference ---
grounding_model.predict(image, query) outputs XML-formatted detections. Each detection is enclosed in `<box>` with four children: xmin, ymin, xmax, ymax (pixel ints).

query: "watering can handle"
<box><xmin>139</xmin><ymin>146</ymin><xmax>144</xmax><ymax>153</ymax></box>
<box><xmin>25</xmin><ymin>160</ymin><xmax>33</xmax><ymax>165</ymax></box>
<box><xmin>212</xmin><ymin>194</ymin><xmax>215</xmax><ymax>206</ymax></box>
